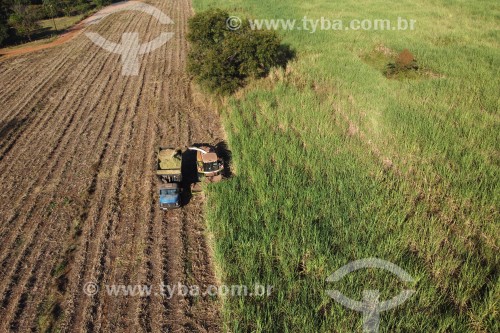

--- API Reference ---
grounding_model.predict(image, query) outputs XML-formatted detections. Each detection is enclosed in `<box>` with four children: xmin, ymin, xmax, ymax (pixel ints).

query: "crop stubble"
<box><xmin>0</xmin><ymin>1</ymin><xmax>222</xmax><ymax>332</ymax></box>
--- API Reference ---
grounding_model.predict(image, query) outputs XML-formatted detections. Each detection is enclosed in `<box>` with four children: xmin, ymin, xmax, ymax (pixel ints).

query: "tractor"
<box><xmin>188</xmin><ymin>146</ymin><xmax>224</xmax><ymax>183</ymax></box>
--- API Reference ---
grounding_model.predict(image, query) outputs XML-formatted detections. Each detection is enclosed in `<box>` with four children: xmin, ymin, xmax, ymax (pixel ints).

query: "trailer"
<box><xmin>156</xmin><ymin>147</ymin><xmax>182</xmax><ymax>210</ymax></box>
<box><xmin>156</xmin><ymin>147</ymin><xmax>182</xmax><ymax>182</ymax></box>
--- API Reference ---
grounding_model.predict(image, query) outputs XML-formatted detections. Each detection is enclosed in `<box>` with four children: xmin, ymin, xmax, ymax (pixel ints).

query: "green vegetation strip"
<box><xmin>194</xmin><ymin>0</ymin><xmax>499</xmax><ymax>332</ymax></box>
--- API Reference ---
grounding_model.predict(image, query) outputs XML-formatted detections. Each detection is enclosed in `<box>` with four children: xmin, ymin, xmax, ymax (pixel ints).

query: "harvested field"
<box><xmin>0</xmin><ymin>0</ymin><xmax>223</xmax><ymax>332</ymax></box>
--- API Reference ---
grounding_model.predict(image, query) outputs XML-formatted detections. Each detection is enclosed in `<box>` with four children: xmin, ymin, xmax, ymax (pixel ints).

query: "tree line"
<box><xmin>0</xmin><ymin>0</ymin><xmax>112</xmax><ymax>46</ymax></box>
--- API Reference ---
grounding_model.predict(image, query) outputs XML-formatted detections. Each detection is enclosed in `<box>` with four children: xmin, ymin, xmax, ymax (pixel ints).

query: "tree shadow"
<box><xmin>215</xmin><ymin>140</ymin><xmax>233</xmax><ymax>178</ymax></box>
<box><xmin>257</xmin><ymin>43</ymin><xmax>296</xmax><ymax>78</ymax></box>
<box><xmin>4</xmin><ymin>26</ymin><xmax>58</xmax><ymax>46</ymax></box>
<box><xmin>276</xmin><ymin>43</ymin><xmax>296</xmax><ymax>70</ymax></box>
<box><xmin>30</xmin><ymin>26</ymin><xmax>59</xmax><ymax>41</ymax></box>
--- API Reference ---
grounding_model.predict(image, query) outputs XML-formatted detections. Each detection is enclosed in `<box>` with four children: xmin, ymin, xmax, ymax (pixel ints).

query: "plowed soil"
<box><xmin>0</xmin><ymin>0</ymin><xmax>223</xmax><ymax>332</ymax></box>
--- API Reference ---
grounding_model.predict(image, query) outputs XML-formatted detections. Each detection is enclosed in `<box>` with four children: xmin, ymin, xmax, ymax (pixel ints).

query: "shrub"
<box><xmin>396</xmin><ymin>48</ymin><xmax>418</xmax><ymax>69</ymax></box>
<box><xmin>187</xmin><ymin>9</ymin><xmax>294</xmax><ymax>95</ymax></box>
<box><xmin>385</xmin><ymin>49</ymin><xmax>419</xmax><ymax>77</ymax></box>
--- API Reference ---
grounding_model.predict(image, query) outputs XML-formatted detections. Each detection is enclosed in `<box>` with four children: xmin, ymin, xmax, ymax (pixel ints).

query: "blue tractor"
<box><xmin>158</xmin><ymin>183</ymin><xmax>181</xmax><ymax>210</ymax></box>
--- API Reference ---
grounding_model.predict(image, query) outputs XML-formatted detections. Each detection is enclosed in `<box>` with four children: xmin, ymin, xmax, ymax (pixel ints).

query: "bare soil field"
<box><xmin>0</xmin><ymin>0</ymin><xmax>223</xmax><ymax>332</ymax></box>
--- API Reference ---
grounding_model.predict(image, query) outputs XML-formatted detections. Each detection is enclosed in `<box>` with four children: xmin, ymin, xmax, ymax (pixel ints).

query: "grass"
<box><xmin>193</xmin><ymin>0</ymin><xmax>499</xmax><ymax>332</ymax></box>
<box><xmin>39</xmin><ymin>15</ymin><xmax>84</xmax><ymax>32</ymax></box>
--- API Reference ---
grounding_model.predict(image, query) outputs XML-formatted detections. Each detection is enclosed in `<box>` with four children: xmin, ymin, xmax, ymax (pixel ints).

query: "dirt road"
<box><xmin>0</xmin><ymin>1</ymin><xmax>223</xmax><ymax>331</ymax></box>
<box><xmin>0</xmin><ymin>1</ymin><xmax>144</xmax><ymax>60</ymax></box>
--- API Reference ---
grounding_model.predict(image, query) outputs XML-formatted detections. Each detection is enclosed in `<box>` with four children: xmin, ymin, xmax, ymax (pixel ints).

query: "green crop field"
<box><xmin>194</xmin><ymin>0</ymin><xmax>499</xmax><ymax>332</ymax></box>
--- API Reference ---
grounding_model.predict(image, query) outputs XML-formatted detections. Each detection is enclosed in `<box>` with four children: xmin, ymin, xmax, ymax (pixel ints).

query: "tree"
<box><xmin>93</xmin><ymin>0</ymin><xmax>112</xmax><ymax>7</ymax></box>
<box><xmin>0</xmin><ymin>22</ymin><xmax>7</xmax><ymax>46</ymax></box>
<box><xmin>187</xmin><ymin>9</ymin><xmax>294</xmax><ymax>95</ymax></box>
<box><xmin>8</xmin><ymin>2</ymin><xmax>40</xmax><ymax>41</ymax></box>
<box><xmin>0</xmin><ymin>0</ymin><xmax>13</xmax><ymax>46</ymax></box>
<box><xmin>42</xmin><ymin>0</ymin><xmax>58</xmax><ymax>31</ymax></box>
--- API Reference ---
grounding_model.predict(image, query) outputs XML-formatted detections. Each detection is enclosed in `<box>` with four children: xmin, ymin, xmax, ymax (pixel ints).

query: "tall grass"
<box><xmin>193</xmin><ymin>0</ymin><xmax>499</xmax><ymax>331</ymax></box>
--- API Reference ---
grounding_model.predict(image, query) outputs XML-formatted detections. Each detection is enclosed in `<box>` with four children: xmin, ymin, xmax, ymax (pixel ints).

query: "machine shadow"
<box><xmin>180</xmin><ymin>148</ymin><xmax>198</xmax><ymax>206</ymax></box>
